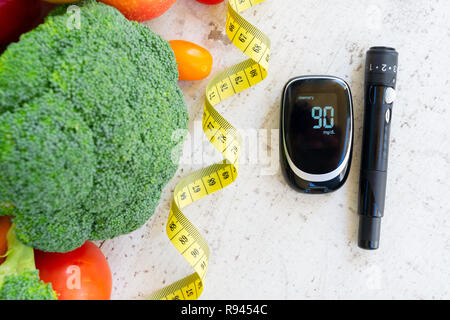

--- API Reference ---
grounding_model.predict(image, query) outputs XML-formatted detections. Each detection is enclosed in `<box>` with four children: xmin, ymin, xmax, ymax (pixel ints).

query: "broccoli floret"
<box><xmin>0</xmin><ymin>271</ymin><xmax>57</xmax><ymax>300</ymax></box>
<box><xmin>0</xmin><ymin>0</ymin><xmax>188</xmax><ymax>252</ymax></box>
<box><xmin>0</xmin><ymin>92</ymin><xmax>95</xmax><ymax>217</ymax></box>
<box><xmin>0</xmin><ymin>227</ymin><xmax>57</xmax><ymax>300</ymax></box>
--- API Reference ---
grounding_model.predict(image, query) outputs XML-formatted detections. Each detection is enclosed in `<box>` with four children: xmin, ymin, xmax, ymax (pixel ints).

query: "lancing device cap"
<box><xmin>358</xmin><ymin>216</ymin><xmax>381</xmax><ymax>250</ymax></box>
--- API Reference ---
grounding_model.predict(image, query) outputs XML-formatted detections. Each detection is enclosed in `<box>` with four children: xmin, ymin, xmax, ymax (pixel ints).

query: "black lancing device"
<box><xmin>358</xmin><ymin>47</ymin><xmax>399</xmax><ymax>250</ymax></box>
<box><xmin>280</xmin><ymin>76</ymin><xmax>354</xmax><ymax>193</ymax></box>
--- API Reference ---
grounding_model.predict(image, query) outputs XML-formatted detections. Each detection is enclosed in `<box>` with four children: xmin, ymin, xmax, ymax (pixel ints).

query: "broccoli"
<box><xmin>0</xmin><ymin>0</ymin><xmax>188</xmax><ymax>252</ymax></box>
<box><xmin>0</xmin><ymin>226</ymin><xmax>57</xmax><ymax>300</ymax></box>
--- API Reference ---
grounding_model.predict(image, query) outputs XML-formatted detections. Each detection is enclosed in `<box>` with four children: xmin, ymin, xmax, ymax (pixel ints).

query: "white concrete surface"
<box><xmin>102</xmin><ymin>0</ymin><xmax>450</xmax><ymax>299</ymax></box>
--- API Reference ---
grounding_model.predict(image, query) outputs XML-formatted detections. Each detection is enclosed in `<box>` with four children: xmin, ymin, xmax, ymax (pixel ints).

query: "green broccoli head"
<box><xmin>0</xmin><ymin>227</ymin><xmax>57</xmax><ymax>300</ymax></box>
<box><xmin>0</xmin><ymin>0</ymin><xmax>188</xmax><ymax>252</ymax></box>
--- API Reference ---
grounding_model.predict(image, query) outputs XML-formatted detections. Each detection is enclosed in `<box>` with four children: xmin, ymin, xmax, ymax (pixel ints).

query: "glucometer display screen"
<box><xmin>283</xmin><ymin>78</ymin><xmax>352</xmax><ymax>174</ymax></box>
<box><xmin>298</xmin><ymin>93</ymin><xmax>338</xmax><ymax>132</ymax></box>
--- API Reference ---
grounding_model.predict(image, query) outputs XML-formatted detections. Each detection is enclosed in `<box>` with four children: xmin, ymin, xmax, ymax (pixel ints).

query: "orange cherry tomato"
<box><xmin>0</xmin><ymin>216</ymin><xmax>12</xmax><ymax>265</ymax></box>
<box><xmin>35</xmin><ymin>241</ymin><xmax>112</xmax><ymax>300</ymax></box>
<box><xmin>169</xmin><ymin>40</ymin><xmax>213</xmax><ymax>81</ymax></box>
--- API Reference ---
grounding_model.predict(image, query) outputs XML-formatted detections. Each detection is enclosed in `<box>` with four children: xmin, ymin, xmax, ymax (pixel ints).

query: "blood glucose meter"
<box><xmin>280</xmin><ymin>76</ymin><xmax>354</xmax><ymax>193</ymax></box>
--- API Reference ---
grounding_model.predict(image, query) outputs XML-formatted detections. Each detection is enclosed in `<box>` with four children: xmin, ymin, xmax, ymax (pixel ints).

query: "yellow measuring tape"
<box><xmin>149</xmin><ymin>0</ymin><xmax>270</xmax><ymax>300</ymax></box>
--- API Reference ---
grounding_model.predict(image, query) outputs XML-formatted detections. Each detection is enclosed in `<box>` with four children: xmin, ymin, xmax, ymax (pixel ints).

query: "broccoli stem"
<box><xmin>0</xmin><ymin>226</ymin><xmax>57</xmax><ymax>300</ymax></box>
<box><xmin>0</xmin><ymin>226</ymin><xmax>36</xmax><ymax>288</ymax></box>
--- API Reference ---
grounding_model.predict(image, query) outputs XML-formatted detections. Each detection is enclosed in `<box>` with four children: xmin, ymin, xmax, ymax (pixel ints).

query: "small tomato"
<box><xmin>169</xmin><ymin>40</ymin><xmax>213</xmax><ymax>81</ymax></box>
<box><xmin>99</xmin><ymin>0</ymin><xmax>176</xmax><ymax>22</ymax></box>
<box><xmin>196</xmin><ymin>0</ymin><xmax>225</xmax><ymax>4</ymax></box>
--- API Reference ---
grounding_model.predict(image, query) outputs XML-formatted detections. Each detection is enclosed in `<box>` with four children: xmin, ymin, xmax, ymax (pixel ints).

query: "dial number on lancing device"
<box><xmin>225</xmin><ymin>305</ymin><xmax>268</xmax><ymax>315</ymax></box>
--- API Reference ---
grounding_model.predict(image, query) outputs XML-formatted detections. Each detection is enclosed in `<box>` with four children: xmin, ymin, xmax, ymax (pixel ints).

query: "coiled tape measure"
<box><xmin>149</xmin><ymin>0</ymin><xmax>270</xmax><ymax>300</ymax></box>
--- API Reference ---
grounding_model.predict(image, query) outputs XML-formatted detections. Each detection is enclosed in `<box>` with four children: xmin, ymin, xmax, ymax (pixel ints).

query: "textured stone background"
<box><xmin>101</xmin><ymin>0</ymin><xmax>450</xmax><ymax>299</ymax></box>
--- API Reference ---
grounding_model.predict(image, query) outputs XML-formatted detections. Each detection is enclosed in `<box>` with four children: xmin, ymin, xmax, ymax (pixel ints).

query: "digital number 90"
<box><xmin>312</xmin><ymin>106</ymin><xmax>334</xmax><ymax>129</ymax></box>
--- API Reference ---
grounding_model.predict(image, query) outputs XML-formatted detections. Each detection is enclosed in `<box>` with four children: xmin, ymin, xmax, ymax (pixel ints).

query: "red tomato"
<box><xmin>0</xmin><ymin>0</ymin><xmax>55</xmax><ymax>45</ymax></box>
<box><xmin>99</xmin><ymin>0</ymin><xmax>176</xmax><ymax>22</ymax></box>
<box><xmin>169</xmin><ymin>40</ymin><xmax>213</xmax><ymax>81</ymax></box>
<box><xmin>0</xmin><ymin>216</ymin><xmax>12</xmax><ymax>265</ymax></box>
<box><xmin>35</xmin><ymin>241</ymin><xmax>112</xmax><ymax>300</ymax></box>
<box><xmin>196</xmin><ymin>0</ymin><xmax>225</xmax><ymax>4</ymax></box>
